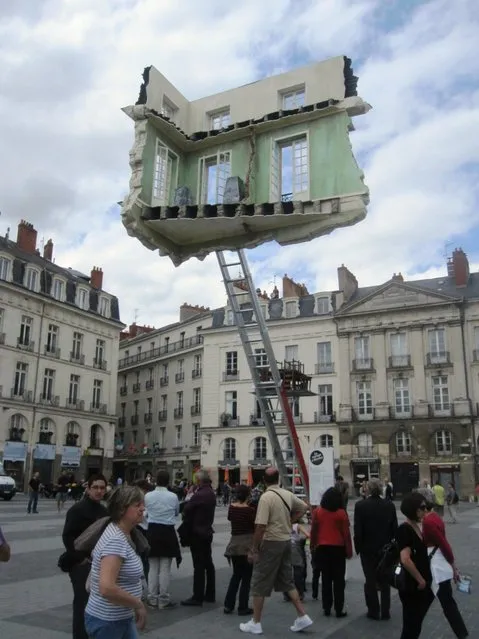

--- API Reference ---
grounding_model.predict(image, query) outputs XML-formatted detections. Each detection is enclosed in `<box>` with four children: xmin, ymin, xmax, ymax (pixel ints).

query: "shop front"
<box><xmin>218</xmin><ymin>458</ymin><xmax>241</xmax><ymax>485</ymax></box>
<box><xmin>84</xmin><ymin>447</ymin><xmax>104</xmax><ymax>478</ymax></box>
<box><xmin>171</xmin><ymin>460</ymin><xmax>185</xmax><ymax>483</ymax></box>
<box><xmin>248</xmin><ymin>459</ymin><xmax>272</xmax><ymax>486</ymax></box>
<box><xmin>61</xmin><ymin>445</ymin><xmax>82</xmax><ymax>481</ymax></box>
<box><xmin>33</xmin><ymin>443</ymin><xmax>56</xmax><ymax>483</ymax></box>
<box><xmin>390</xmin><ymin>461</ymin><xmax>420</xmax><ymax>496</ymax></box>
<box><xmin>350</xmin><ymin>458</ymin><xmax>380</xmax><ymax>497</ymax></box>
<box><xmin>2</xmin><ymin>441</ymin><xmax>28</xmax><ymax>488</ymax></box>
<box><xmin>430</xmin><ymin>463</ymin><xmax>461</xmax><ymax>493</ymax></box>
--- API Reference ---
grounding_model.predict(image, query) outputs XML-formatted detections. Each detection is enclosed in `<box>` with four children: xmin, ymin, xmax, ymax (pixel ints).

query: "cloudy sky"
<box><xmin>1</xmin><ymin>0</ymin><xmax>478</xmax><ymax>328</ymax></box>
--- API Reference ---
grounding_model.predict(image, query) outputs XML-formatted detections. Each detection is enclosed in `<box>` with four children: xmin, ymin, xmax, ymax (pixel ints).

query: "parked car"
<box><xmin>0</xmin><ymin>463</ymin><xmax>17</xmax><ymax>500</ymax></box>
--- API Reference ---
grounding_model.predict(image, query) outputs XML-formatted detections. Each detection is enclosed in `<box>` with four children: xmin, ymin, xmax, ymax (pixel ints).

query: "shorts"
<box><xmin>250</xmin><ymin>540</ymin><xmax>294</xmax><ymax>597</ymax></box>
<box><xmin>57</xmin><ymin>492</ymin><xmax>67</xmax><ymax>502</ymax></box>
<box><xmin>85</xmin><ymin>613</ymin><xmax>138</xmax><ymax>639</ymax></box>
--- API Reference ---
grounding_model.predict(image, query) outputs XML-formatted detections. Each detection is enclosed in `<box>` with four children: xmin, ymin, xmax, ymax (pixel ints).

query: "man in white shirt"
<box><xmin>145</xmin><ymin>471</ymin><xmax>181</xmax><ymax>610</ymax></box>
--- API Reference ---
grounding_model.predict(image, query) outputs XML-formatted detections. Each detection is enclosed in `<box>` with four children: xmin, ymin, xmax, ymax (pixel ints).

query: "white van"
<box><xmin>0</xmin><ymin>462</ymin><xmax>17</xmax><ymax>500</ymax></box>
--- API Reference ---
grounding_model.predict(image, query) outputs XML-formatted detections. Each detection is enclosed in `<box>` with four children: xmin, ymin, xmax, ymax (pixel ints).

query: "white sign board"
<box><xmin>309</xmin><ymin>448</ymin><xmax>335</xmax><ymax>506</ymax></box>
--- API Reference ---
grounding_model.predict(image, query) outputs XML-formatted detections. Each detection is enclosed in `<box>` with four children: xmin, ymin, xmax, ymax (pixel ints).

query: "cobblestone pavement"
<box><xmin>0</xmin><ymin>496</ymin><xmax>478</xmax><ymax>638</ymax></box>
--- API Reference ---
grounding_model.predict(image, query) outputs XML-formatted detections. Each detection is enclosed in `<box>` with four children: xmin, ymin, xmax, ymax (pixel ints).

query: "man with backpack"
<box><xmin>354</xmin><ymin>479</ymin><xmax>398</xmax><ymax>621</ymax></box>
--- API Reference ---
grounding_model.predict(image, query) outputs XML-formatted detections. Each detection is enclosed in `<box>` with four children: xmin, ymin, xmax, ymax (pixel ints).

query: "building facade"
<box><xmin>0</xmin><ymin>221</ymin><xmax>123</xmax><ymax>488</ymax></box>
<box><xmin>121</xmin><ymin>56</ymin><xmax>370</xmax><ymax>266</ymax></box>
<box><xmin>113</xmin><ymin>305</ymin><xmax>212</xmax><ymax>483</ymax></box>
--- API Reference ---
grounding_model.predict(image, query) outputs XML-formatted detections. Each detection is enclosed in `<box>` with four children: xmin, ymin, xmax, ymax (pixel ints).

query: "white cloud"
<box><xmin>0</xmin><ymin>0</ymin><xmax>478</xmax><ymax>327</ymax></box>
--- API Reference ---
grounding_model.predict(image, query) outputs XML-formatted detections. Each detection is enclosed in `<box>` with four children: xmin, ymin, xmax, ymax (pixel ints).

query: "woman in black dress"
<box><xmin>397</xmin><ymin>492</ymin><xmax>434</xmax><ymax>639</ymax></box>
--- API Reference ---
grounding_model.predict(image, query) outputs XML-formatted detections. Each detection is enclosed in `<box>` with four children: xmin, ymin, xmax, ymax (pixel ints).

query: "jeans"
<box><xmin>399</xmin><ymin>587</ymin><xmax>435</xmax><ymax>639</ymax></box>
<box><xmin>446</xmin><ymin>504</ymin><xmax>458</xmax><ymax>522</ymax></box>
<box><xmin>360</xmin><ymin>552</ymin><xmax>391</xmax><ymax>618</ymax></box>
<box><xmin>148</xmin><ymin>557</ymin><xmax>172</xmax><ymax>606</ymax></box>
<box><xmin>27</xmin><ymin>490</ymin><xmax>39</xmax><ymax>513</ymax></box>
<box><xmin>69</xmin><ymin>562</ymin><xmax>91</xmax><ymax>639</ymax></box>
<box><xmin>312</xmin><ymin>549</ymin><xmax>321</xmax><ymax>599</ymax></box>
<box><xmin>190</xmin><ymin>537</ymin><xmax>215</xmax><ymax>602</ymax></box>
<box><xmin>224</xmin><ymin>555</ymin><xmax>253</xmax><ymax>611</ymax></box>
<box><xmin>437</xmin><ymin>580</ymin><xmax>468</xmax><ymax>638</ymax></box>
<box><xmin>316</xmin><ymin>545</ymin><xmax>346</xmax><ymax>614</ymax></box>
<box><xmin>84</xmin><ymin>613</ymin><xmax>138</xmax><ymax>639</ymax></box>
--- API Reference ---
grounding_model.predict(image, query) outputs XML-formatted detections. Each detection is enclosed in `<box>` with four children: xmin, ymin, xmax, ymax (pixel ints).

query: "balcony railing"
<box><xmin>158</xmin><ymin>410</ymin><xmax>168</xmax><ymax>421</ymax></box>
<box><xmin>93</xmin><ymin>358</ymin><xmax>107</xmax><ymax>370</ymax></box>
<box><xmin>10</xmin><ymin>388</ymin><xmax>33</xmax><ymax>402</ymax></box>
<box><xmin>65</xmin><ymin>434</ymin><xmax>79</xmax><ymax>447</ymax></box>
<box><xmin>118</xmin><ymin>335</ymin><xmax>204</xmax><ymax>369</ymax></box>
<box><xmin>160</xmin><ymin>376</ymin><xmax>169</xmax><ymax>387</ymax></box>
<box><xmin>314</xmin><ymin>411</ymin><xmax>335</xmax><ymax>423</ymax></box>
<box><xmin>250</xmin><ymin>415</ymin><xmax>265</xmax><ymax>426</ymax></box>
<box><xmin>90</xmin><ymin>402</ymin><xmax>107</xmax><ymax>414</ymax></box>
<box><xmin>388</xmin><ymin>355</ymin><xmax>412</xmax><ymax>368</ymax></box>
<box><xmin>120</xmin><ymin>386</ymin><xmax>128</xmax><ymax>396</ymax></box>
<box><xmin>315</xmin><ymin>362</ymin><xmax>335</xmax><ymax>374</ymax></box>
<box><xmin>144</xmin><ymin>412</ymin><xmax>153</xmax><ymax>424</ymax></box>
<box><xmin>352</xmin><ymin>444</ymin><xmax>379</xmax><ymax>458</ymax></box>
<box><xmin>191</xmin><ymin>405</ymin><xmax>201</xmax><ymax>416</ymax></box>
<box><xmin>281</xmin><ymin>192</ymin><xmax>293</xmax><ymax>202</ymax></box>
<box><xmin>118</xmin><ymin>417</ymin><xmax>126</xmax><ymax>428</ymax></box>
<box><xmin>223</xmin><ymin>370</ymin><xmax>239</xmax><ymax>381</ymax></box>
<box><xmin>70</xmin><ymin>351</ymin><xmax>85</xmax><ymax>365</ymax></box>
<box><xmin>175</xmin><ymin>372</ymin><xmax>185</xmax><ymax>383</ymax></box>
<box><xmin>146</xmin><ymin>380</ymin><xmax>154</xmax><ymax>390</ymax></box>
<box><xmin>39</xmin><ymin>394</ymin><xmax>60</xmax><ymax>406</ymax></box>
<box><xmin>131</xmin><ymin>415</ymin><xmax>139</xmax><ymax>426</ymax></box>
<box><xmin>17</xmin><ymin>338</ymin><xmax>34</xmax><ymax>352</ymax></box>
<box><xmin>352</xmin><ymin>358</ymin><xmax>374</xmax><ymax>371</ymax></box>
<box><xmin>192</xmin><ymin>368</ymin><xmax>202</xmax><ymax>379</ymax></box>
<box><xmin>174</xmin><ymin>407</ymin><xmax>184</xmax><ymax>419</ymax></box>
<box><xmin>219</xmin><ymin>415</ymin><xmax>240</xmax><ymax>427</ymax></box>
<box><xmin>44</xmin><ymin>345</ymin><xmax>61</xmax><ymax>358</ymax></box>
<box><xmin>352</xmin><ymin>408</ymin><xmax>375</xmax><ymax>421</ymax></box>
<box><xmin>132</xmin><ymin>383</ymin><xmax>141</xmax><ymax>393</ymax></box>
<box><xmin>426</xmin><ymin>352</ymin><xmax>450</xmax><ymax>366</ymax></box>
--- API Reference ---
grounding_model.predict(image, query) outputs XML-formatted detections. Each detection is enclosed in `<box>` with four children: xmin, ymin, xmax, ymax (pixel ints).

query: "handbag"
<box><xmin>391</xmin><ymin>545</ymin><xmax>438</xmax><ymax>592</ymax></box>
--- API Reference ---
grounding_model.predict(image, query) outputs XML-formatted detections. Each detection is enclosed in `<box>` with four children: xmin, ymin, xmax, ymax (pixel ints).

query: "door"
<box><xmin>390</xmin><ymin>462</ymin><xmax>419</xmax><ymax>496</ymax></box>
<box><xmin>351</xmin><ymin>462</ymin><xmax>369</xmax><ymax>496</ymax></box>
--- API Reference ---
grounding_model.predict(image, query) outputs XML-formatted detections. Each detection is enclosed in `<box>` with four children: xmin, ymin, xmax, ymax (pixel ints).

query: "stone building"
<box><xmin>0</xmin><ymin>221</ymin><xmax>123</xmax><ymax>488</ymax></box>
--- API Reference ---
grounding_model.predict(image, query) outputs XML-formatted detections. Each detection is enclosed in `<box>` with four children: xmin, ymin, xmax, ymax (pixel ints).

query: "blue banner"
<box><xmin>61</xmin><ymin>446</ymin><xmax>81</xmax><ymax>467</ymax></box>
<box><xmin>34</xmin><ymin>444</ymin><xmax>56</xmax><ymax>460</ymax></box>
<box><xmin>3</xmin><ymin>441</ymin><xmax>28</xmax><ymax>462</ymax></box>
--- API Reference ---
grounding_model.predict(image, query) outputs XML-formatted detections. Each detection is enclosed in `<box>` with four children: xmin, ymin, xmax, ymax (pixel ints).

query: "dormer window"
<box><xmin>76</xmin><ymin>288</ymin><xmax>89</xmax><ymax>310</ymax></box>
<box><xmin>160</xmin><ymin>97</ymin><xmax>177</xmax><ymax>122</ymax></box>
<box><xmin>52</xmin><ymin>278</ymin><xmax>64</xmax><ymax>301</ymax></box>
<box><xmin>25</xmin><ymin>267</ymin><xmax>39</xmax><ymax>292</ymax></box>
<box><xmin>281</xmin><ymin>86</ymin><xmax>305</xmax><ymax>110</ymax></box>
<box><xmin>210</xmin><ymin>109</ymin><xmax>230</xmax><ymax>130</ymax></box>
<box><xmin>99</xmin><ymin>297</ymin><xmax>110</xmax><ymax>317</ymax></box>
<box><xmin>0</xmin><ymin>256</ymin><xmax>10</xmax><ymax>281</ymax></box>
<box><xmin>316</xmin><ymin>297</ymin><xmax>329</xmax><ymax>315</ymax></box>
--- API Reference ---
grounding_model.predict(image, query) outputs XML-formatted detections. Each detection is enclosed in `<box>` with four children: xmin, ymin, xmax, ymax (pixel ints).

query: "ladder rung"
<box><xmin>223</xmin><ymin>261</ymin><xmax>242</xmax><ymax>268</ymax></box>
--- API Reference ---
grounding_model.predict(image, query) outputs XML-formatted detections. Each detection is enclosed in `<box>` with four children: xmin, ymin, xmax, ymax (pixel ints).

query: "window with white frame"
<box><xmin>199</xmin><ymin>151</ymin><xmax>231</xmax><ymax>204</ymax></box>
<box><xmin>159</xmin><ymin>427</ymin><xmax>166</xmax><ymax>449</ymax></box>
<box><xmin>160</xmin><ymin>97</ymin><xmax>177</xmax><ymax>121</ymax></box>
<box><xmin>152</xmin><ymin>139</ymin><xmax>177</xmax><ymax>205</ymax></box>
<box><xmin>99</xmin><ymin>297</ymin><xmax>110</xmax><ymax>317</ymax></box>
<box><xmin>255</xmin><ymin>348</ymin><xmax>268</xmax><ymax>368</ymax></box>
<box><xmin>13</xmin><ymin>362</ymin><xmax>28</xmax><ymax>396</ymax></box>
<box><xmin>46</xmin><ymin>324</ymin><xmax>59</xmax><ymax>354</ymax></box>
<box><xmin>223</xmin><ymin>437</ymin><xmax>236</xmax><ymax>460</ymax></box>
<box><xmin>271</xmin><ymin>135</ymin><xmax>309</xmax><ymax>202</ymax></box>
<box><xmin>282</xmin><ymin>436</ymin><xmax>294</xmax><ymax>460</ymax></box>
<box><xmin>19</xmin><ymin>315</ymin><xmax>32</xmax><ymax>346</ymax></box>
<box><xmin>358</xmin><ymin>432</ymin><xmax>373</xmax><ymax>455</ymax></box>
<box><xmin>319</xmin><ymin>434</ymin><xmax>334</xmax><ymax>448</ymax></box>
<box><xmin>226</xmin><ymin>351</ymin><xmax>238</xmax><ymax>374</ymax></box>
<box><xmin>177</xmin><ymin>359</ymin><xmax>184</xmax><ymax>374</ymax></box>
<box><xmin>357</xmin><ymin>381</ymin><xmax>373</xmax><ymax>416</ymax></box>
<box><xmin>289</xmin><ymin>397</ymin><xmax>301</xmax><ymax>418</ymax></box>
<box><xmin>193</xmin><ymin>423</ymin><xmax>200</xmax><ymax>447</ymax></box>
<box><xmin>160</xmin><ymin>394</ymin><xmax>167</xmax><ymax>411</ymax></box>
<box><xmin>435</xmin><ymin>429</ymin><xmax>452</xmax><ymax>455</ymax></box>
<box><xmin>210</xmin><ymin>109</ymin><xmax>230</xmax><ymax>130</ymax></box>
<box><xmin>225</xmin><ymin>309</ymin><xmax>234</xmax><ymax>325</ymax></box>
<box><xmin>474</xmin><ymin>327</ymin><xmax>479</xmax><ymax>355</ymax></box>
<box><xmin>25</xmin><ymin>267</ymin><xmax>38</xmax><ymax>291</ymax></box>
<box><xmin>396</xmin><ymin>431</ymin><xmax>412</xmax><ymax>455</ymax></box>
<box><xmin>285</xmin><ymin>301</ymin><xmax>297</xmax><ymax>318</ymax></box>
<box><xmin>175</xmin><ymin>425</ymin><xmax>182</xmax><ymax>447</ymax></box>
<box><xmin>225</xmin><ymin>390</ymin><xmax>237</xmax><ymax>419</ymax></box>
<box><xmin>72</xmin><ymin>332</ymin><xmax>83</xmax><ymax>360</ymax></box>
<box><xmin>428</xmin><ymin>328</ymin><xmax>446</xmax><ymax>361</ymax></box>
<box><xmin>69</xmin><ymin>374</ymin><xmax>80</xmax><ymax>404</ymax></box>
<box><xmin>176</xmin><ymin>391</ymin><xmax>183</xmax><ymax>410</ymax></box>
<box><xmin>317</xmin><ymin>342</ymin><xmax>333</xmax><ymax>370</ymax></box>
<box><xmin>394</xmin><ymin>378</ymin><xmax>411</xmax><ymax>415</ymax></box>
<box><xmin>92</xmin><ymin>379</ymin><xmax>102</xmax><ymax>408</ymax></box>
<box><xmin>285</xmin><ymin>344</ymin><xmax>298</xmax><ymax>362</ymax></box>
<box><xmin>0</xmin><ymin>307</ymin><xmax>4</xmax><ymax>333</ymax></box>
<box><xmin>281</xmin><ymin>86</ymin><xmax>305</xmax><ymax>110</ymax></box>
<box><xmin>316</xmin><ymin>297</ymin><xmax>329</xmax><ymax>315</ymax></box>
<box><xmin>194</xmin><ymin>354</ymin><xmax>202</xmax><ymax>374</ymax></box>
<box><xmin>52</xmin><ymin>278</ymin><xmax>64</xmax><ymax>301</ymax></box>
<box><xmin>42</xmin><ymin>368</ymin><xmax>55</xmax><ymax>400</ymax></box>
<box><xmin>390</xmin><ymin>332</ymin><xmax>408</xmax><ymax>366</ymax></box>
<box><xmin>432</xmin><ymin>375</ymin><xmax>450</xmax><ymax>411</ymax></box>
<box><xmin>253</xmin><ymin>436</ymin><xmax>267</xmax><ymax>460</ymax></box>
<box><xmin>76</xmin><ymin>287</ymin><xmax>89</xmax><ymax>310</ymax></box>
<box><xmin>193</xmin><ymin>388</ymin><xmax>201</xmax><ymax>411</ymax></box>
<box><xmin>95</xmin><ymin>339</ymin><xmax>105</xmax><ymax>365</ymax></box>
<box><xmin>318</xmin><ymin>384</ymin><xmax>333</xmax><ymax>419</ymax></box>
<box><xmin>354</xmin><ymin>336</ymin><xmax>371</xmax><ymax>368</ymax></box>
<box><xmin>0</xmin><ymin>256</ymin><xmax>10</xmax><ymax>280</ymax></box>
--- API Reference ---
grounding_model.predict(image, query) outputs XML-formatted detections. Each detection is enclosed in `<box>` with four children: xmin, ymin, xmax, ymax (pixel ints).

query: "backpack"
<box><xmin>452</xmin><ymin>491</ymin><xmax>459</xmax><ymax>505</ymax></box>
<box><xmin>376</xmin><ymin>541</ymin><xmax>400</xmax><ymax>585</ymax></box>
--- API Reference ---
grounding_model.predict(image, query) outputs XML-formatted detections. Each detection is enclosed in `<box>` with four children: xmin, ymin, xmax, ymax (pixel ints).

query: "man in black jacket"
<box><xmin>354</xmin><ymin>479</ymin><xmax>398</xmax><ymax>621</ymax></box>
<box><xmin>61</xmin><ymin>473</ymin><xmax>107</xmax><ymax>639</ymax></box>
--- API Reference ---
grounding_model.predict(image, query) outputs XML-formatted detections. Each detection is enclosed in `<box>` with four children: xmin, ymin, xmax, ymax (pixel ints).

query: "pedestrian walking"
<box><xmin>240</xmin><ymin>467</ymin><xmax>312</xmax><ymax>635</ymax></box>
<box><xmin>310</xmin><ymin>487</ymin><xmax>352</xmax><ymax>619</ymax></box>
<box><xmin>56</xmin><ymin>470</ymin><xmax>69</xmax><ymax>513</ymax></box>
<box><xmin>27</xmin><ymin>471</ymin><xmax>40</xmax><ymax>513</ymax></box>
<box><xmin>283</xmin><ymin>522</ymin><xmax>309</xmax><ymax>602</ymax></box>
<box><xmin>0</xmin><ymin>526</ymin><xmax>11</xmax><ymax>562</ymax></box>
<box><xmin>446</xmin><ymin>483</ymin><xmax>459</xmax><ymax>524</ymax></box>
<box><xmin>335</xmin><ymin>475</ymin><xmax>349</xmax><ymax>509</ymax></box>
<box><xmin>354</xmin><ymin>479</ymin><xmax>398</xmax><ymax>621</ymax></box>
<box><xmin>433</xmin><ymin>481</ymin><xmax>445</xmax><ymax>517</ymax></box>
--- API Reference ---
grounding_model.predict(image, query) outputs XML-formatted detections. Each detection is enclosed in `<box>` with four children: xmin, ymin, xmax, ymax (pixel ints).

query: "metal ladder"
<box><xmin>216</xmin><ymin>249</ymin><xmax>309</xmax><ymax>494</ymax></box>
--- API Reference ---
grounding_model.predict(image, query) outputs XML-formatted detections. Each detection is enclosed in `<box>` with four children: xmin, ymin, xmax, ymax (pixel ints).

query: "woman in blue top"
<box><xmin>85</xmin><ymin>486</ymin><xmax>147</xmax><ymax>639</ymax></box>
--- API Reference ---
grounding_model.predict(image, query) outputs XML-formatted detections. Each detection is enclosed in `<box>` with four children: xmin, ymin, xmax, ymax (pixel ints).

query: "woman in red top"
<box><xmin>422</xmin><ymin>500</ymin><xmax>468</xmax><ymax>638</ymax></box>
<box><xmin>310</xmin><ymin>487</ymin><xmax>353</xmax><ymax>618</ymax></box>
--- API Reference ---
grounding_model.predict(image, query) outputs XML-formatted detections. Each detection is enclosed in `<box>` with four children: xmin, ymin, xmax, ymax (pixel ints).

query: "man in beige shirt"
<box><xmin>239</xmin><ymin>467</ymin><xmax>313</xmax><ymax>635</ymax></box>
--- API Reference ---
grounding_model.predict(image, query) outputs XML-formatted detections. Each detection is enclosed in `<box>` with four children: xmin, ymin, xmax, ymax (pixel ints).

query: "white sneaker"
<box><xmin>290</xmin><ymin>614</ymin><xmax>313</xmax><ymax>632</ymax></box>
<box><xmin>240</xmin><ymin>619</ymin><xmax>263</xmax><ymax>634</ymax></box>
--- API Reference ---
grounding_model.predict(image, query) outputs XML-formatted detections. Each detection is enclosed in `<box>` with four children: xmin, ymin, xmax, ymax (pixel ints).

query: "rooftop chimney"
<box><xmin>450</xmin><ymin>248</ymin><xmax>469</xmax><ymax>288</ymax></box>
<box><xmin>16</xmin><ymin>220</ymin><xmax>38</xmax><ymax>255</ymax></box>
<box><xmin>90</xmin><ymin>266</ymin><xmax>103</xmax><ymax>290</ymax></box>
<box><xmin>282</xmin><ymin>274</ymin><xmax>309</xmax><ymax>298</ymax></box>
<box><xmin>43</xmin><ymin>238</ymin><xmax>53</xmax><ymax>261</ymax></box>
<box><xmin>337</xmin><ymin>264</ymin><xmax>358</xmax><ymax>303</ymax></box>
<box><xmin>180</xmin><ymin>303</ymin><xmax>210</xmax><ymax>323</ymax></box>
<box><xmin>392</xmin><ymin>272</ymin><xmax>404</xmax><ymax>282</ymax></box>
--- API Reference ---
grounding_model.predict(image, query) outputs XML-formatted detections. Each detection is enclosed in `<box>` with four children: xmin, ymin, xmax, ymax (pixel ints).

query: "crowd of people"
<box><xmin>0</xmin><ymin>467</ymin><xmax>470</xmax><ymax>638</ymax></box>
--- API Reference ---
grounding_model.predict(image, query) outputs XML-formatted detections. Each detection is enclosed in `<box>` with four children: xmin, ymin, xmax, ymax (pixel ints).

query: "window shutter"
<box><xmin>270</xmin><ymin>140</ymin><xmax>279</xmax><ymax>202</ymax></box>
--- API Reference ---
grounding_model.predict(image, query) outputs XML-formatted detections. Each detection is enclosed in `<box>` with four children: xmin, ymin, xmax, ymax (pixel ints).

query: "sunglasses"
<box><xmin>418</xmin><ymin>504</ymin><xmax>427</xmax><ymax>510</ymax></box>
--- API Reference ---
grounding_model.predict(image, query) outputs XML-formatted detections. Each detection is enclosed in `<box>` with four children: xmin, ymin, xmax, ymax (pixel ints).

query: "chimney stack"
<box><xmin>337</xmin><ymin>264</ymin><xmax>358</xmax><ymax>303</ymax></box>
<box><xmin>16</xmin><ymin>220</ymin><xmax>38</xmax><ymax>254</ymax></box>
<box><xmin>43</xmin><ymin>239</ymin><xmax>54</xmax><ymax>261</ymax></box>
<box><xmin>90</xmin><ymin>266</ymin><xmax>103</xmax><ymax>290</ymax></box>
<box><xmin>282</xmin><ymin>274</ymin><xmax>309</xmax><ymax>298</ymax></box>
<box><xmin>180</xmin><ymin>303</ymin><xmax>210</xmax><ymax>322</ymax></box>
<box><xmin>450</xmin><ymin>248</ymin><xmax>469</xmax><ymax>287</ymax></box>
<box><xmin>392</xmin><ymin>272</ymin><xmax>404</xmax><ymax>282</ymax></box>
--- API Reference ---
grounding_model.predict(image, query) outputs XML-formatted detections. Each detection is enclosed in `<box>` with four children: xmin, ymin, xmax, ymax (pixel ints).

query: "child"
<box><xmin>284</xmin><ymin>522</ymin><xmax>309</xmax><ymax>601</ymax></box>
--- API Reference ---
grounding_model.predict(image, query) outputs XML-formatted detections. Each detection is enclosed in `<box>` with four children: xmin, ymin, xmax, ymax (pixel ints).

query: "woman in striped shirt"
<box><xmin>85</xmin><ymin>486</ymin><xmax>147</xmax><ymax>638</ymax></box>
